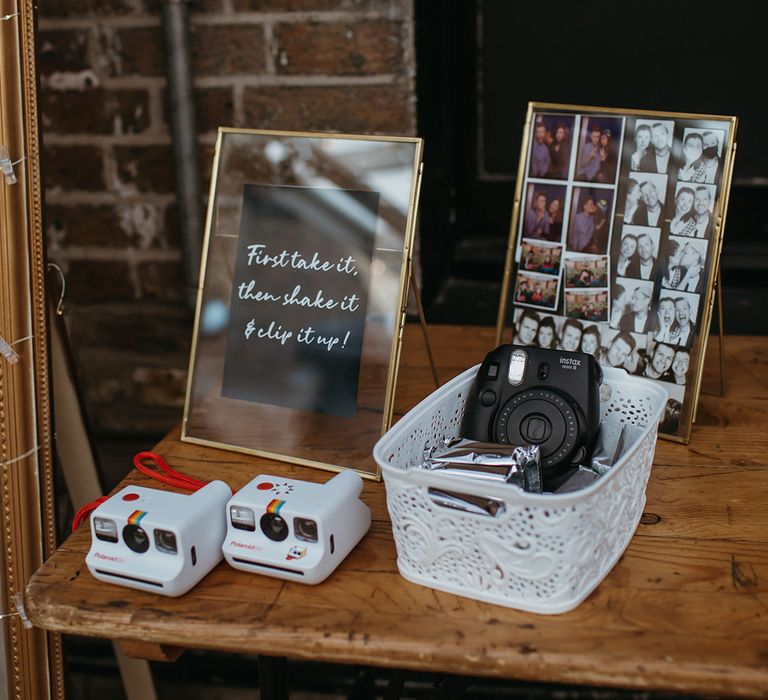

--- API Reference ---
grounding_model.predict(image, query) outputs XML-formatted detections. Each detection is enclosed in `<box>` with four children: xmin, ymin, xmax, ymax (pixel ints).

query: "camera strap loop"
<box><xmin>132</xmin><ymin>451</ymin><xmax>208</xmax><ymax>492</ymax></box>
<box><xmin>71</xmin><ymin>451</ymin><xmax>217</xmax><ymax>533</ymax></box>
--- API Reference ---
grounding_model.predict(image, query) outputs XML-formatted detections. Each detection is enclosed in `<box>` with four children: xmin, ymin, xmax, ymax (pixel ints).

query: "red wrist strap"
<box><xmin>131</xmin><ymin>451</ymin><xmax>208</xmax><ymax>491</ymax></box>
<box><xmin>72</xmin><ymin>451</ymin><xmax>209</xmax><ymax>533</ymax></box>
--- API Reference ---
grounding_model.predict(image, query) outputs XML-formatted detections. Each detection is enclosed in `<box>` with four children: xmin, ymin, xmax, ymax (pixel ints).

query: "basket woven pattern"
<box><xmin>376</xmin><ymin>366</ymin><xmax>665</xmax><ymax>614</ymax></box>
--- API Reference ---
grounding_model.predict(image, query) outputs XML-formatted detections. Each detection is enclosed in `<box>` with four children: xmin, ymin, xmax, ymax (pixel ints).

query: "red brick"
<box><xmin>275</xmin><ymin>20</ymin><xmax>404</xmax><ymax>76</ymax></box>
<box><xmin>38</xmin><ymin>29</ymin><xmax>91</xmax><ymax>76</ymax></box>
<box><xmin>114</xmin><ymin>145</ymin><xmax>176</xmax><ymax>194</ymax></box>
<box><xmin>137</xmin><ymin>261</ymin><xmax>185</xmax><ymax>301</ymax></box>
<box><xmin>233</xmin><ymin>0</ymin><xmax>405</xmax><ymax>11</ymax></box>
<box><xmin>161</xmin><ymin>87</ymin><xmax>235</xmax><ymax>134</ymax></box>
<box><xmin>75</xmin><ymin>353</ymin><xmax>186</xmax><ymax>434</ymax></box>
<box><xmin>198</xmin><ymin>143</ymin><xmax>218</xmax><ymax>193</ymax></box>
<box><xmin>195</xmin><ymin>87</ymin><xmax>235</xmax><ymax>133</ymax></box>
<box><xmin>115</xmin><ymin>203</ymin><xmax>173</xmax><ymax>248</ymax></box>
<box><xmin>133</xmin><ymin>367</ymin><xmax>188</xmax><ymax>407</ymax></box>
<box><xmin>41</xmin><ymin>89</ymin><xmax>151</xmax><ymax>135</ymax></box>
<box><xmin>46</xmin><ymin>204</ymin><xmax>132</xmax><ymax>248</ymax></box>
<box><xmin>38</xmin><ymin>0</ymin><xmax>146</xmax><ymax>17</ymax></box>
<box><xmin>100</xmin><ymin>27</ymin><xmax>164</xmax><ymax>77</ymax></box>
<box><xmin>65</xmin><ymin>260</ymin><xmax>136</xmax><ymax>302</ymax></box>
<box><xmin>43</xmin><ymin>146</ymin><xmax>105</xmax><ymax>191</ymax></box>
<box><xmin>65</xmin><ymin>303</ymin><xmax>191</xmax><ymax>356</ymax></box>
<box><xmin>145</xmin><ymin>0</ymin><xmax>221</xmax><ymax>11</ymax></box>
<box><xmin>191</xmin><ymin>25</ymin><xmax>266</xmax><ymax>76</ymax></box>
<box><xmin>242</xmin><ymin>84</ymin><xmax>413</xmax><ymax>134</ymax></box>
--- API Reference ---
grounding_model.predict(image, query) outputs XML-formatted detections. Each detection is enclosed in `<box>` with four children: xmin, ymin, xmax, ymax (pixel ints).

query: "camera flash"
<box><xmin>507</xmin><ymin>349</ymin><xmax>527</xmax><ymax>386</ymax></box>
<box><xmin>230</xmin><ymin>505</ymin><xmax>256</xmax><ymax>531</ymax></box>
<box><xmin>93</xmin><ymin>517</ymin><xmax>118</xmax><ymax>543</ymax></box>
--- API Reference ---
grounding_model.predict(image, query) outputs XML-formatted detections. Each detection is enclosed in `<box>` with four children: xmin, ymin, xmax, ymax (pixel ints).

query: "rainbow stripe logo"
<box><xmin>128</xmin><ymin>510</ymin><xmax>147</xmax><ymax>525</ymax></box>
<box><xmin>266</xmin><ymin>499</ymin><xmax>285</xmax><ymax>514</ymax></box>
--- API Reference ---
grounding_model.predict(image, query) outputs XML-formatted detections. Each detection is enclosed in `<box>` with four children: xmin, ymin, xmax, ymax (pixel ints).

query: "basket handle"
<box><xmin>427</xmin><ymin>488</ymin><xmax>506</xmax><ymax>517</ymax></box>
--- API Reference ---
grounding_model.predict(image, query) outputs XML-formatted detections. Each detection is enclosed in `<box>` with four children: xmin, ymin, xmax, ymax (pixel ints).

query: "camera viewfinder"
<box><xmin>154</xmin><ymin>528</ymin><xmax>178</xmax><ymax>555</ymax></box>
<box><xmin>294</xmin><ymin>518</ymin><xmax>318</xmax><ymax>543</ymax></box>
<box><xmin>230</xmin><ymin>505</ymin><xmax>256</xmax><ymax>531</ymax></box>
<box><xmin>93</xmin><ymin>517</ymin><xmax>118</xmax><ymax>543</ymax></box>
<box><xmin>507</xmin><ymin>349</ymin><xmax>527</xmax><ymax>386</ymax></box>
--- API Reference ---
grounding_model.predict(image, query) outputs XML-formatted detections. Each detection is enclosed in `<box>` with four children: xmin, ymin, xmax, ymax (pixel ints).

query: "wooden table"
<box><xmin>25</xmin><ymin>326</ymin><xmax>768</xmax><ymax>698</ymax></box>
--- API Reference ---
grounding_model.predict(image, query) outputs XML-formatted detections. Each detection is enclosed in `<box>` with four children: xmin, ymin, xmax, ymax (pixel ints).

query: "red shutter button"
<box><xmin>257</xmin><ymin>482</ymin><xmax>274</xmax><ymax>490</ymax></box>
<box><xmin>122</xmin><ymin>493</ymin><xmax>140</xmax><ymax>501</ymax></box>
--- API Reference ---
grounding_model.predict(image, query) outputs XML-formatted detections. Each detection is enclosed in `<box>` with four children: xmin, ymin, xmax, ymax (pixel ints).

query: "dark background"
<box><xmin>416</xmin><ymin>0</ymin><xmax>767</xmax><ymax>332</ymax></box>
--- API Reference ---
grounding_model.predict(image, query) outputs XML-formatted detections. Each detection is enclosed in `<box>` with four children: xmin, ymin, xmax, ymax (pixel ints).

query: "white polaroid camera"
<box><xmin>222</xmin><ymin>471</ymin><xmax>371</xmax><ymax>584</ymax></box>
<box><xmin>85</xmin><ymin>481</ymin><xmax>231</xmax><ymax>597</ymax></box>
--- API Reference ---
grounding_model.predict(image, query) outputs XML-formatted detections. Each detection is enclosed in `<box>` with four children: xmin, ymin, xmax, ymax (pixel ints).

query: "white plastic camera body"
<box><xmin>223</xmin><ymin>471</ymin><xmax>371</xmax><ymax>584</ymax></box>
<box><xmin>85</xmin><ymin>480</ymin><xmax>231</xmax><ymax>597</ymax></box>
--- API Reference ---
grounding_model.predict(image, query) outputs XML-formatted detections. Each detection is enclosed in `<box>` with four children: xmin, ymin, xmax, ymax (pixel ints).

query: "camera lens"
<box><xmin>154</xmin><ymin>528</ymin><xmax>178</xmax><ymax>555</ymax></box>
<box><xmin>260</xmin><ymin>513</ymin><xmax>289</xmax><ymax>542</ymax></box>
<box><xmin>496</xmin><ymin>389</ymin><xmax>581</xmax><ymax>479</ymax></box>
<box><xmin>293</xmin><ymin>517</ymin><xmax>318</xmax><ymax>543</ymax></box>
<box><xmin>122</xmin><ymin>524</ymin><xmax>150</xmax><ymax>553</ymax></box>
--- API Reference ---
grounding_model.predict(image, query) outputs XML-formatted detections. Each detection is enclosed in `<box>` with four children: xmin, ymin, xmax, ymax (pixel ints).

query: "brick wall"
<box><xmin>38</xmin><ymin>0</ymin><xmax>417</xmax><ymax>437</ymax></box>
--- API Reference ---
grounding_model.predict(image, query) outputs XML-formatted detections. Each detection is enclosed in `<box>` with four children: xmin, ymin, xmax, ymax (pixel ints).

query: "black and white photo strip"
<box><xmin>613</xmin><ymin>116</ymin><xmax>718</xmax><ymax>437</ymax></box>
<box><xmin>604</xmin><ymin>300</ymin><xmax>694</xmax><ymax>383</ymax></box>
<box><xmin>659</xmin><ymin>383</ymin><xmax>686</xmax><ymax>435</ymax></box>
<box><xmin>660</xmin><ymin>236</ymin><xmax>708</xmax><ymax>295</ymax></box>
<box><xmin>624</xmin><ymin>119</ymin><xmax>675</xmax><ymax>175</ymax></box>
<box><xmin>612</xmin><ymin>225</ymin><xmax>660</xmax><ymax>282</ymax></box>
<box><xmin>610</xmin><ymin>278</ymin><xmax>655</xmax><ymax>334</ymax></box>
<box><xmin>675</xmin><ymin>127</ymin><xmax>725</xmax><ymax>185</ymax></box>
<box><xmin>649</xmin><ymin>289</ymin><xmax>699</xmax><ymax>349</ymax></box>
<box><xmin>600</xmin><ymin>327</ymin><xmax>647</xmax><ymax>374</ymax></box>
<box><xmin>512</xmin><ymin>308</ymin><xmax>602</xmax><ymax>359</ymax></box>
<box><xmin>528</xmin><ymin>114</ymin><xmax>577</xmax><ymax>180</ymax></box>
<box><xmin>620</xmin><ymin>172</ymin><xmax>668</xmax><ymax>228</ymax></box>
<box><xmin>666</xmin><ymin>182</ymin><xmax>717</xmax><ymax>238</ymax></box>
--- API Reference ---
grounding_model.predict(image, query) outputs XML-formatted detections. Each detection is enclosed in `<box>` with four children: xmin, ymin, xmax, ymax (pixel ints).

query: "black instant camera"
<box><xmin>461</xmin><ymin>345</ymin><xmax>601</xmax><ymax>490</ymax></box>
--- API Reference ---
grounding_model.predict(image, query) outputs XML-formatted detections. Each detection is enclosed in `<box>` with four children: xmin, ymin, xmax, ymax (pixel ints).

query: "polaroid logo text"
<box><xmin>94</xmin><ymin>552</ymin><xmax>124</xmax><ymax>563</ymax></box>
<box><xmin>229</xmin><ymin>540</ymin><xmax>263</xmax><ymax>552</ymax></box>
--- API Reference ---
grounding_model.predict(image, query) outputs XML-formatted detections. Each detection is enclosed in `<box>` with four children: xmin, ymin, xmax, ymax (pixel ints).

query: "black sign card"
<box><xmin>221</xmin><ymin>184</ymin><xmax>379</xmax><ymax>418</ymax></box>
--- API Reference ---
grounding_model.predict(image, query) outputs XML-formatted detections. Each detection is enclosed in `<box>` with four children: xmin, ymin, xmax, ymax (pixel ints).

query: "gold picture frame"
<box><xmin>182</xmin><ymin>128</ymin><xmax>423</xmax><ymax>479</ymax></box>
<box><xmin>496</xmin><ymin>102</ymin><xmax>737</xmax><ymax>443</ymax></box>
<box><xmin>1</xmin><ymin>0</ymin><xmax>63</xmax><ymax>697</ymax></box>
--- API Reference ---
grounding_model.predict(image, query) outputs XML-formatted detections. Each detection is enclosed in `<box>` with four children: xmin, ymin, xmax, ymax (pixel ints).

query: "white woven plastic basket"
<box><xmin>373</xmin><ymin>365</ymin><xmax>667</xmax><ymax>614</ymax></box>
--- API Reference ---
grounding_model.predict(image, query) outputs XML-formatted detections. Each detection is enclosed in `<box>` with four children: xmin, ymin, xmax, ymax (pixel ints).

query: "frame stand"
<box><xmin>701</xmin><ymin>273</ymin><xmax>726</xmax><ymax>397</ymax></box>
<box><xmin>409</xmin><ymin>269</ymin><xmax>440</xmax><ymax>390</ymax></box>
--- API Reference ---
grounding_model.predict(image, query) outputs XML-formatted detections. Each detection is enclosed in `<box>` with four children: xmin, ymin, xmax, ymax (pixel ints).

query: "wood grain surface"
<box><xmin>25</xmin><ymin>326</ymin><xmax>768</xmax><ymax>698</ymax></box>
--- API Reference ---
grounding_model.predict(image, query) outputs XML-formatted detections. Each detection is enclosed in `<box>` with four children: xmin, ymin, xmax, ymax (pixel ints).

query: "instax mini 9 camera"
<box><xmin>86</xmin><ymin>480</ymin><xmax>231</xmax><ymax>596</ymax></box>
<box><xmin>462</xmin><ymin>344</ymin><xmax>601</xmax><ymax>490</ymax></box>
<box><xmin>222</xmin><ymin>470</ymin><xmax>371</xmax><ymax>584</ymax></box>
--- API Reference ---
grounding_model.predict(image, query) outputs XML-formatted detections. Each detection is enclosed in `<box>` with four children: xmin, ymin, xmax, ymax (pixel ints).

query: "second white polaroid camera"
<box><xmin>223</xmin><ymin>471</ymin><xmax>371</xmax><ymax>584</ymax></box>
